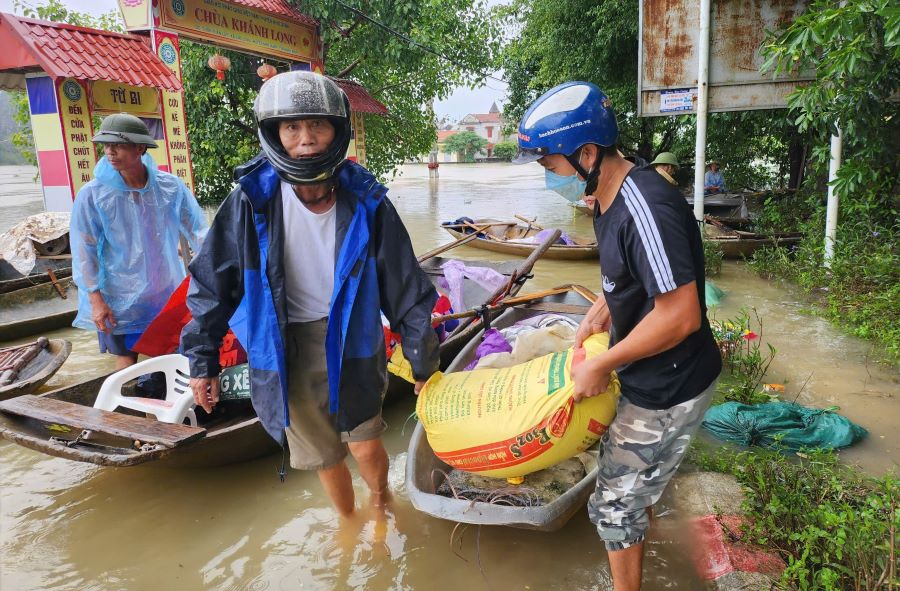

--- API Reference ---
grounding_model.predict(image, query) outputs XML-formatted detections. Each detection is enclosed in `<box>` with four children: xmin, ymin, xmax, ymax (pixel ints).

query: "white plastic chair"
<box><xmin>94</xmin><ymin>354</ymin><xmax>198</xmax><ymax>427</ymax></box>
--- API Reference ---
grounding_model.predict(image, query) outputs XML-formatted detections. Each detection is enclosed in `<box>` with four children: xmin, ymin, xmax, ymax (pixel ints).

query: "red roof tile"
<box><xmin>330</xmin><ymin>77</ymin><xmax>388</xmax><ymax>116</ymax></box>
<box><xmin>437</xmin><ymin>130</ymin><xmax>456</xmax><ymax>141</ymax></box>
<box><xmin>474</xmin><ymin>112</ymin><xmax>502</xmax><ymax>124</ymax></box>
<box><xmin>229</xmin><ymin>0</ymin><xmax>319</xmax><ymax>27</ymax></box>
<box><xmin>0</xmin><ymin>13</ymin><xmax>182</xmax><ymax>91</ymax></box>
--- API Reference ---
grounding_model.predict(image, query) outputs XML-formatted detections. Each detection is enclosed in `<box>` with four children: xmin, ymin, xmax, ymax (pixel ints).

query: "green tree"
<box><xmin>296</xmin><ymin>0</ymin><xmax>499</xmax><ymax>181</ymax></box>
<box><xmin>179</xmin><ymin>41</ymin><xmax>263</xmax><ymax>204</ymax></box>
<box><xmin>492</xmin><ymin>140</ymin><xmax>518</xmax><ymax>161</ymax></box>
<box><xmin>444</xmin><ymin>130</ymin><xmax>488</xmax><ymax>162</ymax></box>
<box><xmin>762</xmin><ymin>0</ymin><xmax>900</xmax><ymax>225</ymax></box>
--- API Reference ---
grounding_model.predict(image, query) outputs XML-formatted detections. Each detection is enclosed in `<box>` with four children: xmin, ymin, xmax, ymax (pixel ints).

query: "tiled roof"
<box><xmin>230</xmin><ymin>0</ymin><xmax>318</xmax><ymax>27</ymax></box>
<box><xmin>437</xmin><ymin>130</ymin><xmax>456</xmax><ymax>141</ymax></box>
<box><xmin>474</xmin><ymin>112</ymin><xmax>502</xmax><ymax>124</ymax></box>
<box><xmin>330</xmin><ymin>77</ymin><xmax>388</xmax><ymax>116</ymax></box>
<box><xmin>0</xmin><ymin>13</ymin><xmax>182</xmax><ymax>90</ymax></box>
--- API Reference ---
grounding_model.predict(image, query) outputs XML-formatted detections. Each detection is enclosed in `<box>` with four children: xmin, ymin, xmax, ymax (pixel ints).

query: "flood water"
<box><xmin>1</xmin><ymin>163</ymin><xmax>897</xmax><ymax>590</ymax></box>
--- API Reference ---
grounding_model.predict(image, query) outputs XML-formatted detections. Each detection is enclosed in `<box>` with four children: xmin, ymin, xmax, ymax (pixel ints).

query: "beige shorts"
<box><xmin>284</xmin><ymin>319</ymin><xmax>387</xmax><ymax>470</ymax></box>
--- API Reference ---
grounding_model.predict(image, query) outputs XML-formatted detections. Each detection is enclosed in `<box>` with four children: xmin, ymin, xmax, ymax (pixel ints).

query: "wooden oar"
<box><xmin>431</xmin><ymin>286</ymin><xmax>574</xmax><ymax>323</ymax></box>
<box><xmin>571</xmin><ymin>284</ymin><xmax>598</xmax><ymax>304</ymax></box>
<box><xmin>433</xmin><ymin>283</ymin><xmax>598</xmax><ymax>324</ymax></box>
<box><xmin>47</xmin><ymin>269</ymin><xmax>66</xmax><ymax>299</ymax></box>
<box><xmin>440</xmin><ymin>221</ymin><xmax>513</xmax><ymax>230</ymax></box>
<box><xmin>463</xmin><ymin>220</ymin><xmax>504</xmax><ymax>241</ymax></box>
<box><xmin>515</xmin><ymin>214</ymin><xmax>543</xmax><ymax>232</ymax></box>
<box><xmin>417</xmin><ymin>224</ymin><xmax>491</xmax><ymax>263</ymax></box>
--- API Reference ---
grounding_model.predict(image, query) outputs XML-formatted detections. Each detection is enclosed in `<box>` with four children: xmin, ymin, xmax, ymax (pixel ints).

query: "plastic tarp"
<box><xmin>705</xmin><ymin>280</ymin><xmax>725</xmax><ymax>307</ymax></box>
<box><xmin>439</xmin><ymin>259</ymin><xmax>508</xmax><ymax>313</ymax></box>
<box><xmin>702</xmin><ymin>401</ymin><xmax>868</xmax><ymax>452</ymax></box>
<box><xmin>0</xmin><ymin>212</ymin><xmax>71</xmax><ymax>276</ymax></box>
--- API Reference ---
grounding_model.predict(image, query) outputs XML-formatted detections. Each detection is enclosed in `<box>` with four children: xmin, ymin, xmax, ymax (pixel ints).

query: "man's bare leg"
<box><xmin>607</xmin><ymin>542</ymin><xmax>644</xmax><ymax>591</ymax></box>
<box><xmin>114</xmin><ymin>353</ymin><xmax>138</xmax><ymax>371</ymax></box>
<box><xmin>348</xmin><ymin>439</ymin><xmax>390</xmax><ymax>507</ymax></box>
<box><xmin>317</xmin><ymin>461</ymin><xmax>356</xmax><ymax>517</ymax></box>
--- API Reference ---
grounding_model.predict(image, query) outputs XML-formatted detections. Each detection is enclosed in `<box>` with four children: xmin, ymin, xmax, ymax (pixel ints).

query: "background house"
<box><xmin>433</xmin><ymin>102</ymin><xmax>516</xmax><ymax>162</ymax></box>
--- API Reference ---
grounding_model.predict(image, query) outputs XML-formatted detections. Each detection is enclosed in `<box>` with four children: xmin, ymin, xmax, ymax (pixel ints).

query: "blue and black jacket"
<box><xmin>181</xmin><ymin>156</ymin><xmax>439</xmax><ymax>443</ymax></box>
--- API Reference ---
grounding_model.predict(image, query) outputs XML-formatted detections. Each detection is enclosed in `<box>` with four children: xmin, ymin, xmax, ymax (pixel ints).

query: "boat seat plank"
<box><xmin>0</xmin><ymin>395</ymin><xmax>206</xmax><ymax>447</ymax></box>
<box><xmin>523</xmin><ymin>302</ymin><xmax>592</xmax><ymax>315</ymax></box>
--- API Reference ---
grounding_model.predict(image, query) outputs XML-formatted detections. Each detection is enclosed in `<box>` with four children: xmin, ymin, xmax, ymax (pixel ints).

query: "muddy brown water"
<box><xmin>1</xmin><ymin>163</ymin><xmax>897</xmax><ymax>590</ymax></box>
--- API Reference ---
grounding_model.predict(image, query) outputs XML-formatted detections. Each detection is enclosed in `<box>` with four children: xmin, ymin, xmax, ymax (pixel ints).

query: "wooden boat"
<box><xmin>405</xmin><ymin>285</ymin><xmax>602</xmax><ymax>531</ymax></box>
<box><xmin>0</xmin><ymin>338</ymin><xmax>72</xmax><ymax>400</ymax></box>
<box><xmin>709</xmin><ymin>233</ymin><xmax>803</xmax><ymax>259</ymax></box>
<box><xmin>0</xmin><ymin>255</ymin><xmax>72</xmax><ymax>294</ymax></box>
<box><xmin>687</xmin><ymin>193</ymin><xmax>749</xmax><ymax>222</ymax></box>
<box><xmin>0</xmin><ymin>277</ymin><xmax>78</xmax><ymax>342</ymax></box>
<box><xmin>385</xmin><ymin>229</ymin><xmax>563</xmax><ymax>402</ymax></box>
<box><xmin>571</xmin><ymin>203</ymin><xmax>594</xmax><ymax>216</ymax></box>
<box><xmin>0</xmin><ymin>369</ymin><xmax>278</xmax><ymax>468</ymax></box>
<box><xmin>704</xmin><ymin>222</ymin><xmax>803</xmax><ymax>259</ymax></box>
<box><xmin>442</xmin><ymin>218</ymin><xmax>598</xmax><ymax>260</ymax></box>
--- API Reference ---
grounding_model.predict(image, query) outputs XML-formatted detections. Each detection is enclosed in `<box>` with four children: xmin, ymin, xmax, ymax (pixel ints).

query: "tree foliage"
<box><xmin>295</xmin><ymin>0</ymin><xmax>499</xmax><ymax>181</ymax></box>
<box><xmin>180</xmin><ymin>41</ymin><xmax>263</xmax><ymax>205</ymax></box>
<box><xmin>492</xmin><ymin>140</ymin><xmax>518</xmax><ymax>161</ymax></box>
<box><xmin>762</xmin><ymin>0</ymin><xmax>900</xmax><ymax>226</ymax></box>
<box><xmin>443</xmin><ymin>130</ymin><xmax>488</xmax><ymax>162</ymax></box>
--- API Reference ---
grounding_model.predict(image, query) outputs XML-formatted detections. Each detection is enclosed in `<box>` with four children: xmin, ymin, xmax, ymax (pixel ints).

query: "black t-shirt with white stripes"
<box><xmin>593</xmin><ymin>165</ymin><xmax>722</xmax><ymax>409</ymax></box>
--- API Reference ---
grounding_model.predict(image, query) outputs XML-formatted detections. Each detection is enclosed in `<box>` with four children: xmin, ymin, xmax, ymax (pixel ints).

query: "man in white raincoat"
<box><xmin>70</xmin><ymin>114</ymin><xmax>207</xmax><ymax>370</ymax></box>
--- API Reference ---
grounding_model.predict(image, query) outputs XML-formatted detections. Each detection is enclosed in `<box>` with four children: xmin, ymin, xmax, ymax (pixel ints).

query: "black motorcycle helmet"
<box><xmin>254</xmin><ymin>71</ymin><xmax>352</xmax><ymax>185</ymax></box>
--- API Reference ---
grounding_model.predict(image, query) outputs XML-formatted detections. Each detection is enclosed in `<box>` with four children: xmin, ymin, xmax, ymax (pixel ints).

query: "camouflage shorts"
<box><xmin>588</xmin><ymin>382</ymin><xmax>715</xmax><ymax>551</ymax></box>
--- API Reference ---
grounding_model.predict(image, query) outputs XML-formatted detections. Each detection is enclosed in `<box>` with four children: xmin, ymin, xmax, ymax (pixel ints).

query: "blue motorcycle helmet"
<box><xmin>514</xmin><ymin>81</ymin><xmax>618</xmax><ymax>197</ymax></box>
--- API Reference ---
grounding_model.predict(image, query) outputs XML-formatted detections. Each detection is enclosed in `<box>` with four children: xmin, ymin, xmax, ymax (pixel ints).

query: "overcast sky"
<box><xmin>0</xmin><ymin>0</ymin><xmax>507</xmax><ymax>120</ymax></box>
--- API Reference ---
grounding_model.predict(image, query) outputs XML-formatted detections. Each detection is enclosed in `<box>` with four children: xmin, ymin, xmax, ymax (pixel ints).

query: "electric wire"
<box><xmin>331</xmin><ymin>0</ymin><xmax>508</xmax><ymax>86</ymax></box>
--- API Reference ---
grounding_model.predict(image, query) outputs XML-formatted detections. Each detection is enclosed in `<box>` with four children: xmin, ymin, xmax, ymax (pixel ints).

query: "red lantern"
<box><xmin>257</xmin><ymin>63</ymin><xmax>277</xmax><ymax>81</ymax></box>
<box><xmin>207</xmin><ymin>54</ymin><xmax>231</xmax><ymax>80</ymax></box>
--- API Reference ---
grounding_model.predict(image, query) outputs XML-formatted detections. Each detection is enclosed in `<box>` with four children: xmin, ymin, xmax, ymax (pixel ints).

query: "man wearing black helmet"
<box><xmin>181</xmin><ymin>72</ymin><xmax>439</xmax><ymax>517</ymax></box>
<box><xmin>516</xmin><ymin>82</ymin><xmax>721</xmax><ymax>590</ymax></box>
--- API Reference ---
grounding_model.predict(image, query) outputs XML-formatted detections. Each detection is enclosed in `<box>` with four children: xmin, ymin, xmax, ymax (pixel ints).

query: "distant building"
<box><xmin>433</xmin><ymin>102</ymin><xmax>516</xmax><ymax>162</ymax></box>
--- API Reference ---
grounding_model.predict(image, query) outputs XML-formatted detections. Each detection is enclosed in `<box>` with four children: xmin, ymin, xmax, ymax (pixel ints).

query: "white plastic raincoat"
<box><xmin>70</xmin><ymin>153</ymin><xmax>207</xmax><ymax>335</ymax></box>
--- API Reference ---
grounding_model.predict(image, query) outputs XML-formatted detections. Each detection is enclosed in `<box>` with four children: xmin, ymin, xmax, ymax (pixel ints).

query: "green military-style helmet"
<box><xmin>650</xmin><ymin>152</ymin><xmax>680</xmax><ymax>168</ymax></box>
<box><xmin>92</xmin><ymin>113</ymin><xmax>158</xmax><ymax>147</ymax></box>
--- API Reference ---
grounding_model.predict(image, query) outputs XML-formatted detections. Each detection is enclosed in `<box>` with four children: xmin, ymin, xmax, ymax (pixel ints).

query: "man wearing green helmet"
<box><xmin>70</xmin><ymin>113</ymin><xmax>207</xmax><ymax>372</ymax></box>
<box><xmin>649</xmin><ymin>152</ymin><xmax>680</xmax><ymax>187</ymax></box>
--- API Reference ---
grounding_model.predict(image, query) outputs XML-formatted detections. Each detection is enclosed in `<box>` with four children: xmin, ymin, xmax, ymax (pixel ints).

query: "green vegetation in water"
<box><xmin>710</xmin><ymin>309</ymin><xmax>777</xmax><ymax>405</ymax></box>
<box><xmin>703</xmin><ymin>239</ymin><xmax>724</xmax><ymax>278</ymax></box>
<box><xmin>699</xmin><ymin>307</ymin><xmax>898</xmax><ymax>589</ymax></box>
<box><xmin>748</xmin><ymin>207</ymin><xmax>899</xmax><ymax>365</ymax></box>
<box><xmin>690</xmin><ymin>445</ymin><xmax>898</xmax><ymax>591</ymax></box>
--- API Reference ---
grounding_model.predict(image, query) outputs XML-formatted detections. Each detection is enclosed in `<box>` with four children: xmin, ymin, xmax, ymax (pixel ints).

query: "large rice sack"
<box><xmin>417</xmin><ymin>333</ymin><xmax>620</xmax><ymax>479</ymax></box>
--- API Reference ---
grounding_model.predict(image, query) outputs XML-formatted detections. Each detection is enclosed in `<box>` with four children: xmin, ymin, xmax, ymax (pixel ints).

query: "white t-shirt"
<box><xmin>280</xmin><ymin>181</ymin><xmax>336</xmax><ymax>322</ymax></box>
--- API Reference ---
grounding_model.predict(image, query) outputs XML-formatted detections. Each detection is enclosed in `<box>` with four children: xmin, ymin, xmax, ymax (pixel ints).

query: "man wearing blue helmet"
<box><xmin>516</xmin><ymin>82</ymin><xmax>722</xmax><ymax>590</ymax></box>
